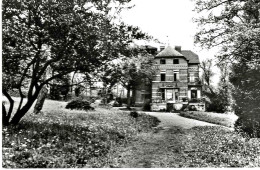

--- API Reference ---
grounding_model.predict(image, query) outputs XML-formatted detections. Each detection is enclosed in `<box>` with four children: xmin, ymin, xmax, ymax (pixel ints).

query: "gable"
<box><xmin>156</xmin><ymin>46</ymin><xmax>184</xmax><ymax>57</ymax></box>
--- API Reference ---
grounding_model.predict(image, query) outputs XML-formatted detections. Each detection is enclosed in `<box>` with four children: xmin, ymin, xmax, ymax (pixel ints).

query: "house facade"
<box><xmin>135</xmin><ymin>45</ymin><xmax>205</xmax><ymax>111</ymax></box>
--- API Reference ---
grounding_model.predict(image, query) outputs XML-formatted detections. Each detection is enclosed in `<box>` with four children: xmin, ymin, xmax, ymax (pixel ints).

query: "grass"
<box><xmin>179</xmin><ymin>111</ymin><xmax>238</xmax><ymax>128</ymax></box>
<box><xmin>116</xmin><ymin>126</ymin><xmax>260</xmax><ymax>168</ymax></box>
<box><xmin>3</xmin><ymin>98</ymin><xmax>259</xmax><ymax>168</ymax></box>
<box><xmin>2</xmin><ymin>98</ymin><xmax>160</xmax><ymax>168</ymax></box>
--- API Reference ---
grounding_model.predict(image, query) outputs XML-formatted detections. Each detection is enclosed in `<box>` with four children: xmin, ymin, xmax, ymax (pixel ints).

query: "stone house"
<box><xmin>135</xmin><ymin>45</ymin><xmax>205</xmax><ymax>111</ymax></box>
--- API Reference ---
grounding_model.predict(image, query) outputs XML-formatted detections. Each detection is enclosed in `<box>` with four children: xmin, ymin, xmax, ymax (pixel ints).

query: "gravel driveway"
<box><xmin>145</xmin><ymin>112</ymin><xmax>218</xmax><ymax>129</ymax></box>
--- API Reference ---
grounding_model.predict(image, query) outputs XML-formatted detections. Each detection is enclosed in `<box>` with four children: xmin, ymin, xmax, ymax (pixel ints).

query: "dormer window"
<box><xmin>160</xmin><ymin>59</ymin><xmax>166</xmax><ymax>64</ymax></box>
<box><xmin>173</xmin><ymin>59</ymin><xmax>179</xmax><ymax>64</ymax></box>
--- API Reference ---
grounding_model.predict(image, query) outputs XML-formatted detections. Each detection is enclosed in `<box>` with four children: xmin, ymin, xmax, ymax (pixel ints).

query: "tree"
<box><xmin>118</xmin><ymin>48</ymin><xmax>156</xmax><ymax>109</ymax></box>
<box><xmin>200</xmin><ymin>59</ymin><xmax>215</xmax><ymax>95</ymax></box>
<box><xmin>200</xmin><ymin>59</ymin><xmax>231</xmax><ymax>113</ymax></box>
<box><xmin>194</xmin><ymin>0</ymin><xmax>260</xmax><ymax>135</ymax></box>
<box><xmin>2</xmin><ymin>0</ymin><xmax>147</xmax><ymax>125</ymax></box>
<box><xmin>49</xmin><ymin>74</ymin><xmax>71</xmax><ymax>100</ymax></box>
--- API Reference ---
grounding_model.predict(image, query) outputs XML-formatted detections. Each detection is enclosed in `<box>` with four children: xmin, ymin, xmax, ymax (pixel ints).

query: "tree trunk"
<box><xmin>127</xmin><ymin>85</ymin><xmax>131</xmax><ymax>109</ymax></box>
<box><xmin>10</xmin><ymin>99</ymin><xmax>36</xmax><ymax>125</ymax></box>
<box><xmin>10</xmin><ymin>88</ymin><xmax>40</xmax><ymax>125</ymax></box>
<box><xmin>2</xmin><ymin>90</ymin><xmax>14</xmax><ymax>125</ymax></box>
<box><xmin>2</xmin><ymin>104</ymin><xmax>9</xmax><ymax>126</ymax></box>
<box><xmin>33</xmin><ymin>86</ymin><xmax>48</xmax><ymax>114</ymax></box>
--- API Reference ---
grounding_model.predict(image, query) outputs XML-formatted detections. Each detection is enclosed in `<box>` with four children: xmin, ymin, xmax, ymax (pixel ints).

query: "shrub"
<box><xmin>130</xmin><ymin>111</ymin><xmax>139</xmax><ymax>118</ymax></box>
<box><xmin>235</xmin><ymin>108</ymin><xmax>260</xmax><ymax>137</ymax></box>
<box><xmin>180</xmin><ymin>104</ymin><xmax>188</xmax><ymax>111</ymax></box>
<box><xmin>188</xmin><ymin>105</ymin><xmax>197</xmax><ymax>111</ymax></box>
<box><xmin>65</xmin><ymin>99</ymin><xmax>94</xmax><ymax>111</ymax></box>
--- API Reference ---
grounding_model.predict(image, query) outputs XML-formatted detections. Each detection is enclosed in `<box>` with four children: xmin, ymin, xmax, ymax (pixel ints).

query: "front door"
<box><xmin>166</xmin><ymin>89</ymin><xmax>178</xmax><ymax>103</ymax></box>
<box><xmin>191</xmin><ymin>90</ymin><xmax>197</xmax><ymax>99</ymax></box>
<box><xmin>166</xmin><ymin>89</ymin><xmax>174</xmax><ymax>103</ymax></box>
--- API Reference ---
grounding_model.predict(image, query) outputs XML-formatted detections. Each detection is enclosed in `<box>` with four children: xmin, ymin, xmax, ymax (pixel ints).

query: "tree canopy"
<box><xmin>2</xmin><ymin>0</ymin><xmax>149</xmax><ymax>125</ymax></box>
<box><xmin>194</xmin><ymin>0</ymin><xmax>260</xmax><ymax>136</ymax></box>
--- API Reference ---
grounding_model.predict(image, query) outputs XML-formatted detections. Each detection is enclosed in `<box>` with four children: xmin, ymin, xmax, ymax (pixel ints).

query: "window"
<box><xmin>190</xmin><ymin>73</ymin><xmax>195</xmax><ymax>82</ymax></box>
<box><xmin>174</xmin><ymin>73</ymin><xmax>177</xmax><ymax>81</ymax></box>
<box><xmin>161</xmin><ymin>74</ymin><xmax>166</xmax><ymax>81</ymax></box>
<box><xmin>175</xmin><ymin>91</ymin><xmax>179</xmax><ymax>101</ymax></box>
<box><xmin>160</xmin><ymin>59</ymin><xmax>166</xmax><ymax>64</ymax></box>
<box><xmin>191</xmin><ymin>90</ymin><xmax>197</xmax><ymax>99</ymax></box>
<box><xmin>161</xmin><ymin>89</ymin><xmax>165</xmax><ymax>100</ymax></box>
<box><xmin>173</xmin><ymin>71</ymin><xmax>179</xmax><ymax>81</ymax></box>
<box><xmin>173</xmin><ymin>59</ymin><xmax>179</xmax><ymax>64</ymax></box>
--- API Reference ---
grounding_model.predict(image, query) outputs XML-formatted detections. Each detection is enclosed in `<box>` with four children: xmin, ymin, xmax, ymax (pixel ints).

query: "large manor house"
<box><xmin>135</xmin><ymin>45</ymin><xmax>205</xmax><ymax>111</ymax></box>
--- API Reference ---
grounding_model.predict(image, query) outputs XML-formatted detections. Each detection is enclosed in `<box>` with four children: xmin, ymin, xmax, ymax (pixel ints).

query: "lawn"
<box><xmin>116</xmin><ymin>126</ymin><xmax>260</xmax><ymax>168</ymax></box>
<box><xmin>3</xmin><ymin>98</ymin><xmax>260</xmax><ymax>168</ymax></box>
<box><xmin>179</xmin><ymin>111</ymin><xmax>238</xmax><ymax>128</ymax></box>
<box><xmin>2</xmin><ymin>98</ymin><xmax>160</xmax><ymax>168</ymax></box>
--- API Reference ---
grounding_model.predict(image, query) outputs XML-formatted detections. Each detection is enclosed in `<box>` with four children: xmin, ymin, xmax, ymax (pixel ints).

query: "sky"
<box><xmin>120</xmin><ymin>0</ymin><xmax>220</xmax><ymax>84</ymax></box>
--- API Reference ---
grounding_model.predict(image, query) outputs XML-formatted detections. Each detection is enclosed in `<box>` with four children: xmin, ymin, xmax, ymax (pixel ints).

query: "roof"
<box><xmin>156</xmin><ymin>46</ymin><xmax>184</xmax><ymax>57</ymax></box>
<box><xmin>181</xmin><ymin>50</ymin><xmax>200</xmax><ymax>64</ymax></box>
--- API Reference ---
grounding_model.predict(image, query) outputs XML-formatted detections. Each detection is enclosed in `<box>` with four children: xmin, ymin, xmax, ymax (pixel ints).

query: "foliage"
<box><xmin>49</xmin><ymin>74</ymin><xmax>71</xmax><ymax>101</ymax></box>
<box><xmin>65</xmin><ymin>99</ymin><xmax>94</xmax><ymax>111</ymax></box>
<box><xmin>194</xmin><ymin>0</ymin><xmax>260</xmax><ymax>136</ymax></box>
<box><xmin>204</xmin><ymin>91</ymin><xmax>230</xmax><ymax>113</ymax></box>
<box><xmin>129</xmin><ymin>111</ymin><xmax>139</xmax><ymax>118</ymax></box>
<box><xmin>231</xmin><ymin>64</ymin><xmax>260</xmax><ymax>137</ymax></box>
<box><xmin>200</xmin><ymin>59</ymin><xmax>215</xmax><ymax>95</ymax></box>
<box><xmin>119</xmin><ymin>52</ymin><xmax>156</xmax><ymax>108</ymax></box>
<box><xmin>179</xmin><ymin>111</ymin><xmax>238</xmax><ymax>128</ymax></box>
<box><xmin>200</xmin><ymin>59</ymin><xmax>231</xmax><ymax>113</ymax></box>
<box><xmin>2</xmin><ymin>0</ymin><xmax>148</xmax><ymax>125</ymax></box>
<box><xmin>2</xmin><ymin>99</ymin><xmax>159</xmax><ymax>168</ymax></box>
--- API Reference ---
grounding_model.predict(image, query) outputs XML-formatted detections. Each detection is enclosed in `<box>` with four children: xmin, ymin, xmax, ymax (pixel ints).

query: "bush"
<box><xmin>203</xmin><ymin>90</ymin><xmax>230</xmax><ymax>113</ymax></box>
<box><xmin>188</xmin><ymin>105</ymin><xmax>197</xmax><ymax>111</ymax></box>
<box><xmin>180</xmin><ymin>104</ymin><xmax>188</xmax><ymax>111</ymax></box>
<box><xmin>65</xmin><ymin>99</ymin><xmax>94</xmax><ymax>111</ymax></box>
<box><xmin>235</xmin><ymin>108</ymin><xmax>260</xmax><ymax>137</ymax></box>
<box><xmin>129</xmin><ymin>111</ymin><xmax>139</xmax><ymax>118</ymax></box>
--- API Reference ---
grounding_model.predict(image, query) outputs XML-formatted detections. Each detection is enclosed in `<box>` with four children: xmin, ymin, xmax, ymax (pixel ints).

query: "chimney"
<box><xmin>160</xmin><ymin>46</ymin><xmax>165</xmax><ymax>51</ymax></box>
<box><xmin>175</xmin><ymin>46</ymin><xmax>182</xmax><ymax>53</ymax></box>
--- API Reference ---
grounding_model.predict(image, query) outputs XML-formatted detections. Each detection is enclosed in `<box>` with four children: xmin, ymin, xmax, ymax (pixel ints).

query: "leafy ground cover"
<box><xmin>116</xmin><ymin>126</ymin><xmax>260</xmax><ymax>168</ymax></box>
<box><xmin>2</xmin><ymin>99</ymin><xmax>159</xmax><ymax>168</ymax></box>
<box><xmin>179</xmin><ymin>111</ymin><xmax>238</xmax><ymax>128</ymax></box>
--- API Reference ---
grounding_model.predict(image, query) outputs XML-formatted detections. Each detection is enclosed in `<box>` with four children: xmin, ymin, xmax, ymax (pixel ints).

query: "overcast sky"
<box><xmin>120</xmin><ymin>0</ymin><xmax>220</xmax><ymax>84</ymax></box>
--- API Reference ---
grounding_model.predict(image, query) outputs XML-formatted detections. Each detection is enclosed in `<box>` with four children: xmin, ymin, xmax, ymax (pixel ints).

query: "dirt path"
<box><xmin>145</xmin><ymin>112</ymin><xmax>218</xmax><ymax>129</ymax></box>
<box><xmin>116</xmin><ymin>126</ymin><xmax>196</xmax><ymax>168</ymax></box>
